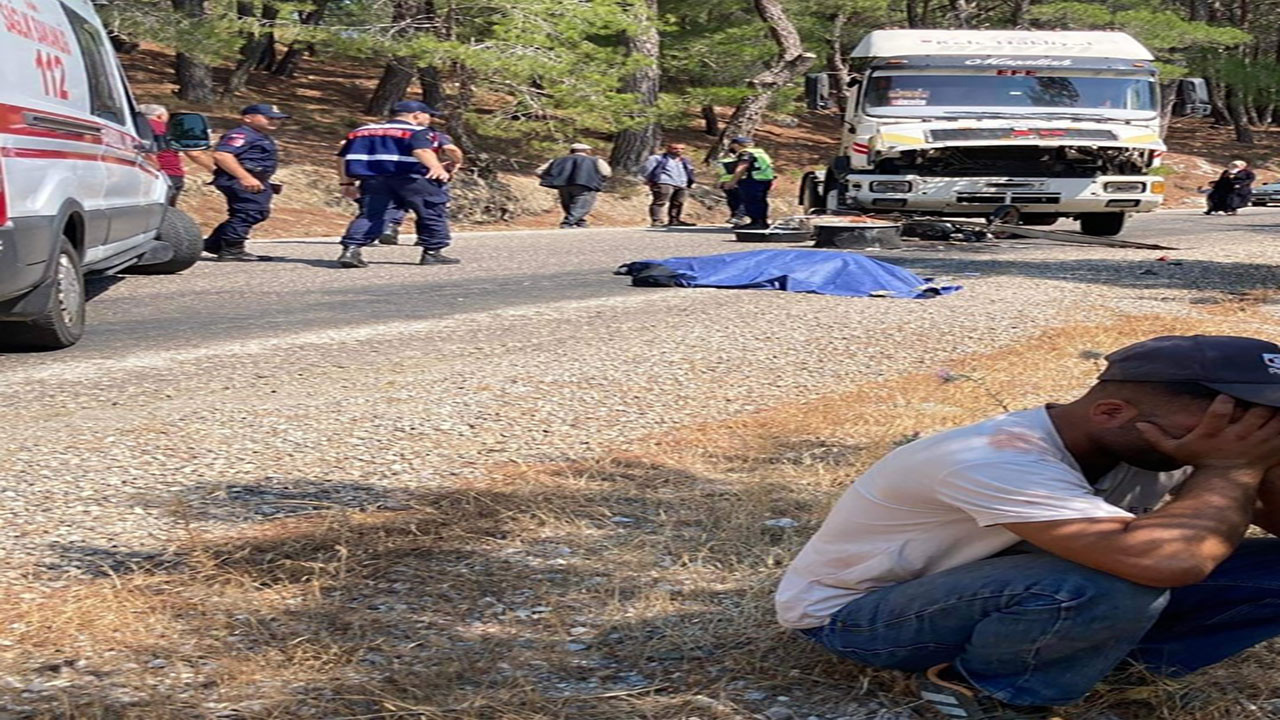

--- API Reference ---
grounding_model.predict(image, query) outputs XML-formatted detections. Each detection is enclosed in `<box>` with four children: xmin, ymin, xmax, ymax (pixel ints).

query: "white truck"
<box><xmin>802</xmin><ymin>30</ymin><xmax>1211</xmax><ymax>236</ymax></box>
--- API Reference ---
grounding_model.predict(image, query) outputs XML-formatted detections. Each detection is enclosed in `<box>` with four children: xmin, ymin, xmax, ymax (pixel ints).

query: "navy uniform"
<box><xmin>335</xmin><ymin>100</ymin><xmax>461</xmax><ymax>267</ymax></box>
<box><xmin>204</xmin><ymin>103</ymin><xmax>290</xmax><ymax>261</ymax></box>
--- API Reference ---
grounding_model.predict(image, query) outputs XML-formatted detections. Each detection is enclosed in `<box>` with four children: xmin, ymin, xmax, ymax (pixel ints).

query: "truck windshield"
<box><xmin>865</xmin><ymin>72</ymin><xmax>1156</xmax><ymax>115</ymax></box>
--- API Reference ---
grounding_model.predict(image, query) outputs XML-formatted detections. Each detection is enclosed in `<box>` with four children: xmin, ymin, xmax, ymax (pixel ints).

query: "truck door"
<box><xmin>61</xmin><ymin>3</ymin><xmax>155</xmax><ymax>256</ymax></box>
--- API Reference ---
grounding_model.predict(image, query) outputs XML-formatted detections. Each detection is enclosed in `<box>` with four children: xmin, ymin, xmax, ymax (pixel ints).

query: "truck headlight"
<box><xmin>1104</xmin><ymin>181</ymin><xmax>1146</xmax><ymax>194</ymax></box>
<box><xmin>870</xmin><ymin>181</ymin><xmax>912</xmax><ymax>193</ymax></box>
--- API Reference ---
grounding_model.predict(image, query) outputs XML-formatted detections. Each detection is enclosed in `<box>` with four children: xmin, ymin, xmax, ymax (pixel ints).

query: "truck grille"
<box><xmin>956</xmin><ymin>193</ymin><xmax>1062</xmax><ymax>205</ymax></box>
<box><xmin>929</xmin><ymin>128</ymin><xmax>1118</xmax><ymax>142</ymax></box>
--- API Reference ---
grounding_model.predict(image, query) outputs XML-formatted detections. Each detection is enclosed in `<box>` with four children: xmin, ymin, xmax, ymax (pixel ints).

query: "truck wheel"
<box><xmin>1078</xmin><ymin>213</ymin><xmax>1126</xmax><ymax>237</ymax></box>
<box><xmin>125</xmin><ymin>208</ymin><xmax>203</xmax><ymax>275</ymax></box>
<box><xmin>0</xmin><ymin>237</ymin><xmax>85</xmax><ymax>350</ymax></box>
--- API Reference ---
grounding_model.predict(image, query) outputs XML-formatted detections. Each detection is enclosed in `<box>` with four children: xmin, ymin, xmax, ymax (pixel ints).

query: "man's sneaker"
<box><xmin>419</xmin><ymin>249</ymin><xmax>461</xmax><ymax>265</ymax></box>
<box><xmin>215</xmin><ymin>250</ymin><xmax>272</xmax><ymax>262</ymax></box>
<box><xmin>378</xmin><ymin>233</ymin><xmax>401</xmax><ymax>245</ymax></box>
<box><xmin>736</xmin><ymin>222</ymin><xmax>770</xmax><ymax>230</ymax></box>
<box><xmin>918</xmin><ymin>665</ymin><xmax>1064</xmax><ymax>719</ymax></box>
<box><xmin>668</xmin><ymin>220</ymin><xmax>696</xmax><ymax>227</ymax></box>
<box><xmin>337</xmin><ymin>246</ymin><xmax>368</xmax><ymax>269</ymax></box>
<box><xmin>650</xmin><ymin>221</ymin><xmax>667</xmax><ymax>228</ymax></box>
<box><xmin>728</xmin><ymin>215</ymin><xmax>750</xmax><ymax>226</ymax></box>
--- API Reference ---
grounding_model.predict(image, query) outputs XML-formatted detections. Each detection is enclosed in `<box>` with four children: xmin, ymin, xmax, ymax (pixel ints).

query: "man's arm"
<box><xmin>1254</xmin><ymin>469</ymin><xmax>1280</xmax><ymax>536</ymax></box>
<box><xmin>597</xmin><ymin>158</ymin><xmax>612</xmax><ymax>178</ymax></box>
<box><xmin>439</xmin><ymin>142</ymin><xmax>464</xmax><ymax>176</ymax></box>
<box><xmin>726</xmin><ymin>160</ymin><xmax>751</xmax><ymax>188</ymax></box>
<box><xmin>412</xmin><ymin>148</ymin><xmax>450</xmax><ymax>181</ymax></box>
<box><xmin>639</xmin><ymin>156</ymin><xmax>657</xmax><ymax>183</ymax></box>
<box><xmin>183</xmin><ymin>150</ymin><xmax>216</xmax><ymax>173</ymax></box>
<box><xmin>212</xmin><ymin>152</ymin><xmax>264</xmax><ymax>192</ymax></box>
<box><xmin>336</xmin><ymin>157</ymin><xmax>359</xmax><ymax>200</ymax></box>
<box><xmin>1005</xmin><ymin>397</ymin><xmax>1280</xmax><ymax>587</ymax></box>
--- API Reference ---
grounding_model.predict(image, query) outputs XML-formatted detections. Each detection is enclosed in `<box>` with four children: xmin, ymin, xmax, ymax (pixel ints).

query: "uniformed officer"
<box><xmin>335</xmin><ymin>100</ymin><xmax>464</xmax><ymax>268</ymax></box>
<box><xmin>204</xmin><ymin>103</ymin><xmax>290</xmax><ymax>261</ymax></box>
<box><xmin>723</xmin><ymin>136</ymin><xmax>776</xmax><ymax>230</ymax></box>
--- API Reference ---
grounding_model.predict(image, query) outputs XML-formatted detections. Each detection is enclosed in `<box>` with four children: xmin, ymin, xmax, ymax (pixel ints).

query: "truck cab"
<box><xmin>805</xmin><ymin>30</ymin><xmax>1208</xmax><ymax>236</ymax></box>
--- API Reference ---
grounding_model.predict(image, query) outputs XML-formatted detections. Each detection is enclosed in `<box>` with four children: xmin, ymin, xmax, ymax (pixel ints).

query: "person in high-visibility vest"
<box><xmin>723</xmin><ymin>136</ymin><xmax>775</xmax><ymax>229</ymax></box>
<box><xmin>716</xmin><ymin>151</ymin><xmax>745</xmax><ymax>225</ymax></box>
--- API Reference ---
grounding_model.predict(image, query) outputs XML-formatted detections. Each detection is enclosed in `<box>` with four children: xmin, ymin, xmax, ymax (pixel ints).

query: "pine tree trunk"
<box><xmin>701</xmin><ymin>105</ymin><xmax>720</xmax><ymax>136</ymax></box>
<box><xmin>828</xmin><ymin>12</ymin><xmax>850</xmax><ymax>111</ymax></box>
<box><xmin>1208</xmin><ymin>78</ymin><xmax>1231</xmax><ymax>125</ymax></box>
<box><xmin>708</xmin><ymin>0</ymin><xmax>816</xmax><ymax>162</ymax></box>
<box><xmin>1227</xmin><ymin>87</ymin><xmax>1255</xmax><ymax>144</ymax></box>
<box><xmin>273</xmin><ymin>45</ymin><xmax>309</xmax><ymax>78</ymax></box>
<box><xmin>222</xmin><ymin>2</ymin><xmax>279</xmax><ymax>98</ymax></box>
<box><xmin>271</xmin><ymin>1</ymin><xmax>328</xmax><ymax>77</ymax></box>
<box><xmin>609</xmin><ymin>0</ymin><xmax>661</xmax><ymax>176</ymax></box>
<box><xmin>172</xmin><ymin>0</ymin><xmax>215</xmax><ymax>103</ymax></box>
<box><xmin>949</xmin><ymin>0</ymin><xmax>976</xmax><ymax>28</ymax></box>
<box><xmin>906</xmin><ymin>0</ymin><xmax>923</xmax><ymax>27</ymax></box>
<box><xmin>419</xmin><ymin>66</ymin><xmax>446</xmax><ymax>108</ymax></box>
<box><xmin>366</xmin><ymin>59</ymin><xmax>416</xmax><ymax>116</ymax></box>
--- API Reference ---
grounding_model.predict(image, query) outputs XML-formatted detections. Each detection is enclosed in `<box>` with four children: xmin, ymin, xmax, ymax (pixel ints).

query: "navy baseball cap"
<box><xmin>731</xmin><ymin>136</ymin><xmax>754</xmax><ymax>144</ymax></box>
<box><xmin>1099</xmin><ymin>335</ymin><xmax>1280</xmax><ymax>407</ymax></box>
<box><xmin>241</xmin><ymin>103</ymin><xmax>290</xmax><ymax>118</ymax></box>
<box><xmin>392</xmin><ymin>100</ymin><xmax>439</xmax><ymax>115</ymax></box>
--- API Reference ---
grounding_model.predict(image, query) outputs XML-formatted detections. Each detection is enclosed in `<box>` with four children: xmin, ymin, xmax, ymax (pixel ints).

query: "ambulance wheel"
<box><xmin>127</xmin><ymin>208</ymin><xmax>203</xmax><ymax>275</ymax></box>
<box><xmin>0</xmin><ymin>236</ymin><xmax>85</xmax><ymax>350</ymax></box>
<box><xmin>1078</xmin><ymin>213</ymin><xmax>1126</xmax><ymax>237</ymax></box>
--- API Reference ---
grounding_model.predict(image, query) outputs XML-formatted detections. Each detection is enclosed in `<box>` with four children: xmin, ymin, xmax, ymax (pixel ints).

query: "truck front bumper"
<box><xmin>842</xmin><ymin>175</ymin><xmax>1162</xmax><ymax>215</ymax></box>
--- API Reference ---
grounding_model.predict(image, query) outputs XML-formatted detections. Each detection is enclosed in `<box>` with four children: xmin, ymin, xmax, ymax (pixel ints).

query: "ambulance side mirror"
<box><xmin>167</xmin><ymin>112</ymin><xmax>213</xmax><ymax>150</ymax></box>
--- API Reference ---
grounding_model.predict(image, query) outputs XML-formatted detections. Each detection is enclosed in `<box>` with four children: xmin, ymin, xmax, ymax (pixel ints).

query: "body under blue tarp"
<box><xmin>616</xmin><ymin>249</ymin><xmax>961</xmax><ymax>299</ymax></box>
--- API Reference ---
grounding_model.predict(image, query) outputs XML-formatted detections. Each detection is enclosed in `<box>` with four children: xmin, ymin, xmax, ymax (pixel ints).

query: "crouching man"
<box><xmin>777</xmin><ymin>335</ymin><xmax>1280</xmax><ymax>720</ymax></box>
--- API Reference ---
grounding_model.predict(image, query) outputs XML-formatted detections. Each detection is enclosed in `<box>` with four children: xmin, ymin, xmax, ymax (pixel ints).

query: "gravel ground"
<box><xmin>2</xmin><ymin>209</ymin><xmax>1280</xmax><ymax>583</ymax></box>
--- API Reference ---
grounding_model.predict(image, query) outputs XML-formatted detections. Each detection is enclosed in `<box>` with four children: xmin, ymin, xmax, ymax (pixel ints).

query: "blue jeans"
<box><xmin>800</xmin><ymin>538</ymin><xmax>1280</xmax><ymax>706</ymax></box>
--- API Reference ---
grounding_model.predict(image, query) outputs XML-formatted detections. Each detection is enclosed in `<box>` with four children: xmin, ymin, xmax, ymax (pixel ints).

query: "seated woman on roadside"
<box><xmin>1205</xmin><ymin>160</ymin><xmax>1255</xmax><ymax>215</ymax></box>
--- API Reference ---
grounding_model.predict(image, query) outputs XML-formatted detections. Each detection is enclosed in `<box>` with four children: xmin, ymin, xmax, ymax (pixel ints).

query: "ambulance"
<box><xmin>0</xmin><ymin>0</ymin><xmax>209</xmax><ymax>349</ymax></box>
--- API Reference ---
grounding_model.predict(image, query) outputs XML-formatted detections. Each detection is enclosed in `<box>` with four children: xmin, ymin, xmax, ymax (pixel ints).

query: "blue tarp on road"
<box><xmin>616</xmin><ymin>249</ymin><xmax>961</xmax><ymax>299</ymax></box>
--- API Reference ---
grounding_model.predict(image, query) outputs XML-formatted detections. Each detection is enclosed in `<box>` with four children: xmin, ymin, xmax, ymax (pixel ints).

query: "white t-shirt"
<box><xmin>775</xmin><ymin>406</ymin><xmax>1190</xmax><ymax>629</ymax></box>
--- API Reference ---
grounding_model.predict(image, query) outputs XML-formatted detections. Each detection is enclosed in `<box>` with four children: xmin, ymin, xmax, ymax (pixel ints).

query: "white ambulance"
<box><xmin>0</xmin><ymin>0</ymin><xmax>209</xmax><ymax>350</ymax></box>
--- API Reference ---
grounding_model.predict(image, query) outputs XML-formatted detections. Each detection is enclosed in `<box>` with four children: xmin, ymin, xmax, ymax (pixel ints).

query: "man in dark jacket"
<box><xmin>538</xmin><ymin>143</ymin><xmax>612</xmax><ymax>229</ymax></box>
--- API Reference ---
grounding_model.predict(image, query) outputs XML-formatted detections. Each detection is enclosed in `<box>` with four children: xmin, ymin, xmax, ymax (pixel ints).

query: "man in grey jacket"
<box><xmin>537</xmin><ymin>143</ymin><xmax>612</xmax><ymax>229</ymax></box>
<box><xmin>640</xmin><ymin>143</ymin><xmax>696</xmax><ymax>228</ymax></box>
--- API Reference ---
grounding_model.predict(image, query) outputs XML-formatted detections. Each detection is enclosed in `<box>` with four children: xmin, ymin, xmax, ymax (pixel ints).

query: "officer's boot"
<box><xmin>419</xmin><ymin>249</ymin><xmax>461</xmax><ymax>265</ymax></box>
<box><xmin>377</xmin><ymin>233</ymin><xmax>400</xmax><ymax>245</ymax></box>
<box><xmin>337</xmin><ymin>246</ymin><xmax>369</xmax><ymax>269</ymax></box>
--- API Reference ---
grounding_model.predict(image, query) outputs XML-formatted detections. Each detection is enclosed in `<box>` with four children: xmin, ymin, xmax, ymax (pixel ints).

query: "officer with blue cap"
<box><xmin>204</xmin><ymin>103</ymin><xmax>290</xmax><ymax>261</ymax></box>
<box><xmin>335</xmin><ymin>100</ymin><xmax>464</xmax><ymax>268</ymax></box>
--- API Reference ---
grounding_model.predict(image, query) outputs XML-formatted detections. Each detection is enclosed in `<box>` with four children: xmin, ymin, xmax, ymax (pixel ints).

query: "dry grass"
<box><xmin>5</xmin><ymin>311</ymin><xmax>1280</xmax><ymax>719</ymax></box>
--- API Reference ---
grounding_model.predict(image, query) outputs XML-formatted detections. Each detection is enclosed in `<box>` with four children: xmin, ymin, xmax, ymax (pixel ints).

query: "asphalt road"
<box><xmin>4</xmin><ymin>207</ymin><xmax>1280</xmax><ymax>579</ymax></box>
<box><xmin>3</xmin><ymin>208</ymin><xmax>1276</xmax><ymax>369</ymax></box>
